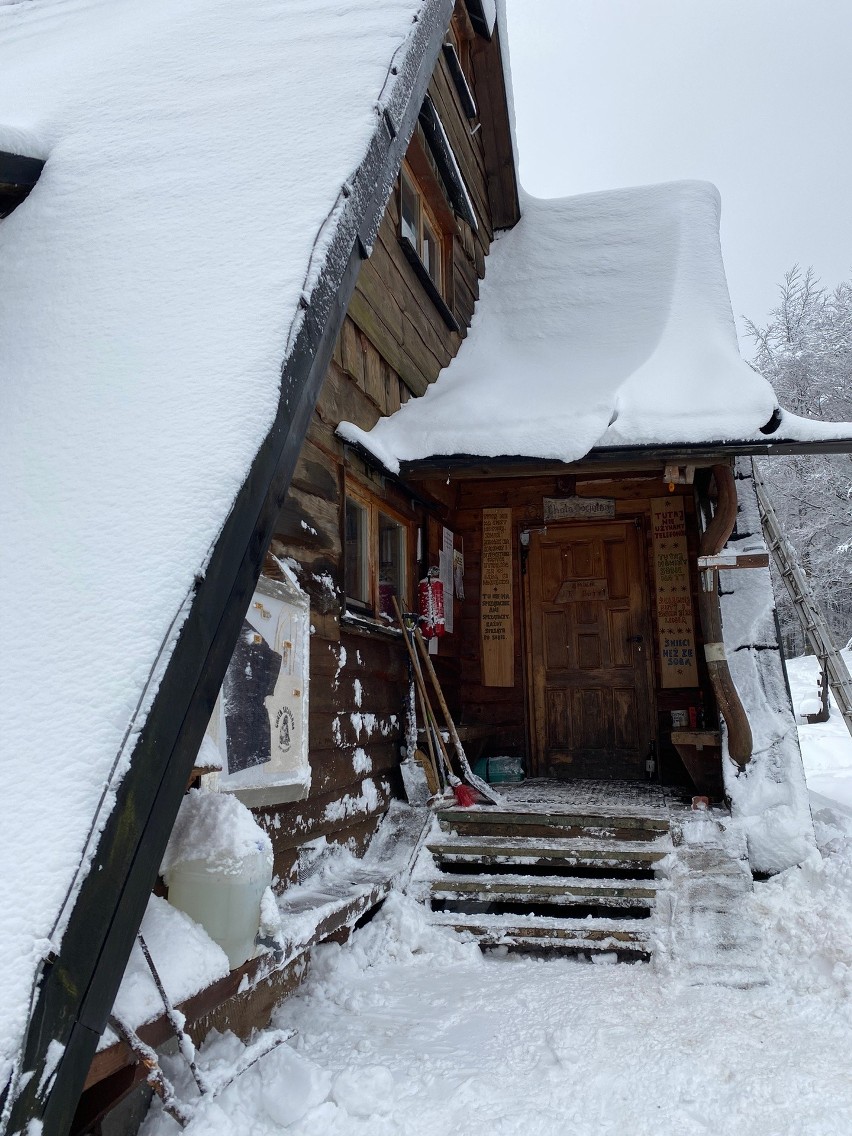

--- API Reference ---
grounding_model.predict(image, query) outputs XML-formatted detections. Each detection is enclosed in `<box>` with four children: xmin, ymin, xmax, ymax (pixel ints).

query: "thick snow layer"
<box><xmin>161</xmin><ymin>791</ymin><xmax>271</xmax><ymax>880</ymax></box>
<box><xmin>341</xmin><ymin>182</ymin><xmax>852</xmax><ymax>470</ymax></box>
<box><xmin>342</xmin><ymin>182</ymin><xmax>769</xmax><ymax>464</ymax></box>
<box><xmin>0</xmin><ymin>0</ymin><xmax>440</xmax><ymax>1093</ymax></box>
<box><xmin>103</xmin><ymin>896</ymin><xmax>229</xmax><ymax>1050</ymax></box>
<box><xmin>720</xmin><ymin>544</ymin><xmax>816</xmax><ymax>872</ymax></box>
<box><xmin>141</xmin><ymin>862</ymin><xmax>852</xmax><ymax>1136</ymax></box>
<box><xmin>787</xmin><ymin>649</ymin><xmax>852</xmax><ymax>810</ymax></box>
<box><xmin>720</xmin><ymin>465</ymin><xmax>816</xmax><ymax>873</ymax></box>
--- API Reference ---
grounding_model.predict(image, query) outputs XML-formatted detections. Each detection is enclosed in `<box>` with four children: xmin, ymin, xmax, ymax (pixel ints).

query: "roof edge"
<box><xmin>392</xmin><ymin>434</ymin><xmax>852</xmax><ymax>477</ymax></box>
<box><xmin>5</xmin><ymin>3</ymin><xmax>454</xmax><ymax>1132</ymax></box>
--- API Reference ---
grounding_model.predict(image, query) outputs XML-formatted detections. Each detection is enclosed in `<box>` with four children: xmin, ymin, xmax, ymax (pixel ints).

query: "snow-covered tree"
<box><xmin>745</xmin><ymin>266</ymin><xmax>852</xmax><ymax>654</ymax></box>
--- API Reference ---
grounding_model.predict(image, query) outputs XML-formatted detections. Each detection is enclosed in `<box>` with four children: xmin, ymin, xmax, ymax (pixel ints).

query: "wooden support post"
<box><xmin>697</xmin><ymin>464</ymin><xmax>753</xmax><ymax>767</ymax></box>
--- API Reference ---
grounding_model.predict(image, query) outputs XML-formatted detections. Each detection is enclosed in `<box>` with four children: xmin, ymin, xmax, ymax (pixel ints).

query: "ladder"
<box><xmin>753</xmin><ymin>465</ymin><xmax>852</xmax><ymax>736</ymax></box>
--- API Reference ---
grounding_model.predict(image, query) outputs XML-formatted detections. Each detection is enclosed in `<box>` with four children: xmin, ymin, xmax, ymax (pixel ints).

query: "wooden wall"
<box><xmin>415</xmin><ymin>466</ymin><xmax>719</xmax><ymax>785</ymax></box>
<box><xmin>253</xmin><ymin>4</ymin><xmax>507</xmax><ymax>886</ymax></box>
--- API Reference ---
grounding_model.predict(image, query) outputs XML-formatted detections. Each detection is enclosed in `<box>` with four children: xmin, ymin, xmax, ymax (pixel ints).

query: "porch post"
<box><xmin>696</xmin><ymin>464</ymin><xmax>753</xmax><ymax>767</ymax></box>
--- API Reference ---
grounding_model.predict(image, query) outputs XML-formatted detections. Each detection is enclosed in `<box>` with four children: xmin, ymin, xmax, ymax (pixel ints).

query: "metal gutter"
<box><xmin>4</xmin><ymin>3</ymin><xmax>454</xmax><ymax>1133</ymax></box>
<box><xmin>395</xmin><ymin>434</ymin><xmax>852</xmax><ymax>478</ymax></box>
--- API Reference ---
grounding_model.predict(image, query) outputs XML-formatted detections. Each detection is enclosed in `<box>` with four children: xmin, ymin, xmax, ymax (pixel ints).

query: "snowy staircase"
<box><xmin>419</xmin><ymin>803</ymin><xmax>672</xmax><ymax>960</ymax></box>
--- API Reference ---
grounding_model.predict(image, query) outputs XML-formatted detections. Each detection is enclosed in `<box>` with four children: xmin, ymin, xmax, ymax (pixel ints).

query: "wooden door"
<box><xmin>527</xmin><ymin>521</ymin><xmax>655</xmax><ymax>779</ymax></box>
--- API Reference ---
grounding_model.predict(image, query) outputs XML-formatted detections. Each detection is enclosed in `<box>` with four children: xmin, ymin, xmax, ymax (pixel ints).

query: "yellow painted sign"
<box><xmin>480</xmin><ymin>508</ymin><xmax>514</xmax><ymax>687</ymax></box>
<box><xmin>650</xmin><ymin>498</ymin><xmax>699</xmax><ymax>688</ymax></box>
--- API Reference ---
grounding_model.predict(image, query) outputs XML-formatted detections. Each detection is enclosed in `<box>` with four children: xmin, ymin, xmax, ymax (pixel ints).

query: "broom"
<box><xmin>392</xmin><ymin>598</ymin><xmax>479</xmax><ymax>807</ymax></box>
<box><xmin>413</xmin><ymin>623</ymin><xmax>502</xmax><ymax>807</ymax></box>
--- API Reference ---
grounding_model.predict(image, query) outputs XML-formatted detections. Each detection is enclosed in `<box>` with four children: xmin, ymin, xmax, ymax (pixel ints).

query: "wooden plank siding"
<box><xmin>414</xmin><ymin>470</ymin><xmax>720</xmax><ymax>785</ymax></box>
<box><xmin>253</xmin><ymin>3</ymin><xmax>510</xmax><ymax>884</ymax></box>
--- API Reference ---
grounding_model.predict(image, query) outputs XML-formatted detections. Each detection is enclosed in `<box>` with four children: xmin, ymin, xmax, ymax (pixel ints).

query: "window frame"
<box><xmin>399</xmin><ymin>163</ymin><xmax>446</xmax><ymax>295</ymax></box>
<box><xmin>343</xmin><ymin>484</ymin><xmax>413</xmax><ymax>624</ymax></box>
<box><xmin>397</xmin><ymin>158</ymin><xmax>459</xmax><ymax>333</ymax></box>
<box><xmin>443</xmin><ymin>19</ymin><xmax>477</xmax><ymax>120</ymax></box>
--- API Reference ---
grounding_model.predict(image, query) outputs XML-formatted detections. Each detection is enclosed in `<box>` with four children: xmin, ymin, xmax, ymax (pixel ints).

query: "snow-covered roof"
<box><xmin>340</xmin><ymin>182</ymin><xmax>852</xmax><ymax>471</ymax></box>
<box><xmin>0</xmin><ymin>0</ymin><xmax>445</xmax><ymax>1098</ymax></box>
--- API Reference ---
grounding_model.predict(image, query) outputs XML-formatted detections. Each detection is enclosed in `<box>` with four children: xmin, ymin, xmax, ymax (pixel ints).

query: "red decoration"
<box><xmin>418</xmin><ymin>574</ymin><xmax>445</xmax><ymax>639</ymax></box>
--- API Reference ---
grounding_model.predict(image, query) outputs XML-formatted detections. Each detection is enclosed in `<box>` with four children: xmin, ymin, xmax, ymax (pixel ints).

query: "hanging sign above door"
<box><xmin>543</xmin><ymin>496</ymin><xmax>615</xmax><ymax>521</ymax></box>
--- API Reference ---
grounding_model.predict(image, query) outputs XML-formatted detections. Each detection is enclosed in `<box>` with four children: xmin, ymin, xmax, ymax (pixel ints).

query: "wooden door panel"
<box><xmin>613</xmin><ymin>688</ymin><xmax>639</xmax><ymax>751</ymax></box>
<box><xmin>575</xmin><ymin>599</ymin><xmax>597</xmax><ymax>625</ymax></box>
<box><xmin>543</xmin><ymin>610</ymin><xmax>569</xmax><ymax>669</ymax></box>
<box><xmin>528</xmin><ymin>521</ymin><xmax>655</xmax><ymax>780</ymax></box>
<box><xmin>604</xmin><ymin>539</ymin><xmax>629</xmax><ymax>598</ymax></box>
<box><xmin>608</xmin><ymin>609</ymin><xmax>633</xmax><ymax>667</ymax></box>
<box><xmin>541</xmin><ymin>546</ymin><xmax>563</xmax><ymax>599</ymax></box>
<box><xmin>576</xmin><ymin>632</ymin><xmax>602</xmax><ymax>670</ymax></box>
<box><xmin>569</xmin><ymin>541</ymin><xmax>596</xmax><ymax>578</ymax></box>
<box><xmin>574</xmin><ymin>688</ymin><xmax>607</xmax><ymax>749</ymax></box>
<box><xmin>546</xmin><ymin>689</ymin><xmax>571</xmax><ymax>747</ymax></box>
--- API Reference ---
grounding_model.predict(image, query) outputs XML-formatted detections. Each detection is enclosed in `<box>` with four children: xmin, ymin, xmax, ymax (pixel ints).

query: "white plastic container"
<box><xmin>166</xmin><ymin>845</ymin><xmax>272</xmax><ymax>969</ymax></box>
<box><xmin>161</xmin><ymin>788</ymin><xmax>275</xmax><ymax>970</ymax></box>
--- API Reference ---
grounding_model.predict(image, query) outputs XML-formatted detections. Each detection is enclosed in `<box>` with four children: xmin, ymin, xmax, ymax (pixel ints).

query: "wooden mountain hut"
<box><xmin>4</xmin><ymin>1</ymin><xmax>852</xmax><ymax>1132</ymax></box>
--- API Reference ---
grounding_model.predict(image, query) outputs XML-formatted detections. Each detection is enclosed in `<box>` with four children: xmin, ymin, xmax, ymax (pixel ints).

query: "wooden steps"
<box><xmin>431</xmin><ymin>872</ymin><xmax>657</xmax><ymax>909</ymax></box>
<box><xmin>415</xmin><ymin>797</ymin><xmax>672</xmax><ymax>961</ymax></box>
<box><xmin>428</xmin><ymin>835</ymin><xmax>668</xmax><ymax>872</ymax></box>
<box><xmin>436</xmin><ymin>806</ymin><xmax>668</xmax><ymax>843</ymax></box>
<box><xmin>429</xmin><ymin>911</ymin><xmax>653</xmax><ymax>957</ymax></box>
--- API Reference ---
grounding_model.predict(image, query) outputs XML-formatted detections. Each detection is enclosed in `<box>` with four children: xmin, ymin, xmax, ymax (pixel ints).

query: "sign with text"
<box><xmin>480</xmin><ymin>507</ymin><xmax>514</xmax><ymax>687</ymax></box>
<box><xmin>651</xmin><ymin>497</ymin><xmax>699</xmax><ymax>688</ymax></box>
<box><xmin>543</xmin><ymin>496</ymin><xmax>615</xmax><ymax>521</ymax></box>
<box><xmin>554</xmin><ymin>577</ymin><xmax>609</xmax><ymax>604</ymax></box>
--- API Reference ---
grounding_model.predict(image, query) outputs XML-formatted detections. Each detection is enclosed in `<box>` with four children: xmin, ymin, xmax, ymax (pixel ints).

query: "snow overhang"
<box><xmin>340</xmin><ymin>181</ymin><xmax>852</xmax><ymax>475</ymax></box>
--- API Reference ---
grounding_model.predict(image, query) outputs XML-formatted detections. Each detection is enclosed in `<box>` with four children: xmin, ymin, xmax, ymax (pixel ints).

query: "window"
<box><xmin>345</xmin><ymin>489</ymin><xmax>411</xmax><ymax>622</ymax></box>
<box><xmin>0</xmin><ymin>151</ymin><xmax>43</xmax><ymax>218</ymax></box>
<box><xmin>400</xmin><ymin>165</ymin><xmax>445</xmax><ymax>294</ymax></box>
<box><xmin>443</xmin><ymin>20</ymin><xmax>477</xmax><ymax>120</ymax></box>
<box><xmin>345</xmin><ymin>497</ymin><xmax>369</xmax><ymax>608</ymax></box>
<box><xmin>378</xmin><ymin>512</ymin><xmax>406</xmax><ymax>618</ymax></box>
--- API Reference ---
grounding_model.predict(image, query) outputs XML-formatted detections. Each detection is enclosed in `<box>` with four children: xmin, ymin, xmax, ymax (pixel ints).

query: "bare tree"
<box><xmin>745</xmin><ymin>266</ymin><xmax>852</xmax><ymax>654</ymax></box>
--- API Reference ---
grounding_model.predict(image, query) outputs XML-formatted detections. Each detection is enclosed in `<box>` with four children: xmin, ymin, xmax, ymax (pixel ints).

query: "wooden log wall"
<box><xmin>83</xmin><ymin>7</ymin><xmax>520</xmax><ymax>1117</ymax></box>
<box><xmin>416</xmin><ymin>467</ymin><xmax>720</xmax><ymax>784</ymax></box>
<box><xmin>253</xmin><ymin>5</ymin><xmax>505</xmax><ymax>886</ymax></box>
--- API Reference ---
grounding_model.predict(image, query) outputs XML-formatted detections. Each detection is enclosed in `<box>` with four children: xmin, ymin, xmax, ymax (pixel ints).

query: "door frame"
<box><xmin>521</xmin><ymin>515</ymin><xmax>658</xmax><ymax>779</ymax></box>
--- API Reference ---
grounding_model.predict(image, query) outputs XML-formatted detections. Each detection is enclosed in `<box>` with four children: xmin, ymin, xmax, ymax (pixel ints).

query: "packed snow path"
<box><xmin>142</xmin><ymin>796</ymin><xmax>852</xmax><ymax>1136</ymax></box>
<box><xmin>139</xmin><ymin>668</ymin><xmax>852</xmax><ymax>1136</ymax></box>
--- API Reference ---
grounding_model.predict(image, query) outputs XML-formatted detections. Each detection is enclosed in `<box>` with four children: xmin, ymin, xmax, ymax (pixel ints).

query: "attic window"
<box><xmin>398</xmin><ymin>162</ymin><xmax>459</xmax><ymax>332</ymax></box>
<box><xmin>0</xmin><ymin>151</ymin><xmax>43</xmax><ymax>219</ymax></box>
<box><xmin>443</xmin><ymin>18</ymin><xmax>477</xmax><ymax>119</ymax></box>
<box><xmin>401</xmin><ymin>166</ymin><xmax>444</xmax><ymax>293</ymax></box>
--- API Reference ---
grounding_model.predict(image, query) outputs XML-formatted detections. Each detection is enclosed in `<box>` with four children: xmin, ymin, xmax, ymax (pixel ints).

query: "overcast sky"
<box><xmin>503</xmin><ymin>0</ymin><xmax>851</xmax><ymax>348</ymax></box>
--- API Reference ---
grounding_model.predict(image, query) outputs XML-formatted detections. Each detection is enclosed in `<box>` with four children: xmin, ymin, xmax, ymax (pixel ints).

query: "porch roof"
<box><xmin>339</xmin><ymin>182</ymin><xmax>852</xmax><ymax>472</ymax></box>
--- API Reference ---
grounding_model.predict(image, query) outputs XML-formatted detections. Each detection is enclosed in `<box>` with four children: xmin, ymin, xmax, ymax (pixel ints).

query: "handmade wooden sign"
<box><xmin>543</xmin><ymin>496</ymin><xmax>615</xmax><ymax>521</ymax></box>
<box><xmin>480</xmin><ymin>507</ymin><xmax>514</xmax><ymax>687</ymax></box>
<box><xmin>650</xmin><ymin>497</ymin><xmax>699</xmax><ymax>688</ymax></box>
<box><xmin>554</xmin><ymin>578</ymin><xmax>608</xmax><ymax>603</ymax></box>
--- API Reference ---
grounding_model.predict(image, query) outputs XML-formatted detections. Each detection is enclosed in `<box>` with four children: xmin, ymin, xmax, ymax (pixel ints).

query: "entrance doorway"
<box><xmin>526</xmin><ymin>520</ymin><xmax>655</xmax><ymax>779</ymax></box>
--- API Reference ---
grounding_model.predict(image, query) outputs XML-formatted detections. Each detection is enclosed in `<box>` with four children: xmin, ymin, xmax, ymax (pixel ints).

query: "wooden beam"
<box><xmin>697</xmin><ymin>552</ymin><xmax>769</xmax><ymax>570</ymax></box>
